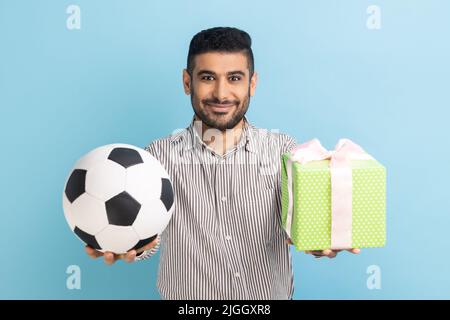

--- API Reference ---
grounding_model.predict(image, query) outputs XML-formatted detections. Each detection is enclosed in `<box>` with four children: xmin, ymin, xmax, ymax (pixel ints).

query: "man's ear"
<box><xmin>249</xmin><ymin>71</ymin><xmax>258</xmax><ymax>97</ymax></box>
<box><xmin>182</xmin><ymin>69</ymin><xmax>191</xmax><ymax>95</ymax></box>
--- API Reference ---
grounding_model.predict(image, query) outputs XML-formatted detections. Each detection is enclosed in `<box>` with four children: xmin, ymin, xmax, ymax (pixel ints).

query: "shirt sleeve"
<box><xmin>144</xmin><ymin>141</ymin><xmax>160</xmax><ymax>160</ymax></box>
<box><xmin>280</xmin><ymin>134</ymin><xmax>297</xmax><ymax>155</ymax></box>
<box><xmin>279</xmin><ymin>134</ymin><xmax>297</xmax><ymax>242</ymax></box>
<box><xmin>134</xmin><ymin>234</ymin><xmax>161</xmax><ymax>262</ymax></box>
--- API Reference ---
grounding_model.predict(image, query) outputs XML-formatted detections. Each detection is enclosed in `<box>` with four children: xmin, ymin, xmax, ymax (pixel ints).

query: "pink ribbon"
<box><xmin>288</xmin><ymin>138</ymin><xmax>373</xmax><ymax>249</ymax></box>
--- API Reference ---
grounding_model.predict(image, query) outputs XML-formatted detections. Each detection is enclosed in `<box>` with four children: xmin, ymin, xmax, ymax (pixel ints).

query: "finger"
<box><xmin>347</xmin><ymin>248</ymin><xmax>361</xmax><ymax>254</ymax></box>
<box><xmin>311</xmin><ymin>251</ymin><xmax>326</xmax><ymax>258</ymax></box>
<box><xmin>306</xmin><ymin>250</ymin><xmax>323</xmax><ymax>256</ymax></box>
<box><xmin>322</xmin><ymin>249</ymin><xmax>332</xmax><ymax>256</ymax></box>
<box><xmin>328</xmin><ymin>251</ymin><xmax>338</xmax><ymax>259</ymax></box>
<box><xmin>85</xmin><ymin>245</ymin><xmax>102</xmax><ymax>259</ymax></box>
<box><xmin>104</xmin><ymin>252</ymin><xmax>115</xmax><ymax>265</ymax></box>
<box><xmin>85</xmin><ymin>245</ymin><xmax>96</xmax><ymax>258</ymax></box>
<box><xmin>125</xmin><ymin>250</ymin><xmax>137</xmax><ymax>263</ymax></box>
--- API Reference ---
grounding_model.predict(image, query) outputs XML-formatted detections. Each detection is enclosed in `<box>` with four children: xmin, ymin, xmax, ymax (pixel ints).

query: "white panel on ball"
<box><xmin>132</xmin><ymin>199</ymin><xmax>170</xmax><ymax>239</ymax></box>
<box><xmin>85</xmin><ymin>159</ymin><xmax>126</xmax><ymax>201</ymax></box>
<box><xmin>96</xmin><ymin>225</ymin><xmax>140</xmax><ymax>254</ymax></box>
<box><xmin>72</xmin><ymin>145</ymin><xmax>115</xmax><ymax>171</ymax></box>
<box><xmin>126</xmin><ymin>164</ymin><xmax>162</xmax><ymax>204</ymax></box>
<box><xmin>137</xmin><ymin>148</ymin><xmax>170</xmax><ymax>179</ymax></box>
<box><xmin>70</xmin><ymin>193</ymin><xmax>109</xmax><ymax>235</ymax></box>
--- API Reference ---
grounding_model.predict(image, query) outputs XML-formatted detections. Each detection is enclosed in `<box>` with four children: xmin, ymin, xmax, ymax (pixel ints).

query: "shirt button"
<box><xmin>225</xmin><ymin>235</ymin><xmax>232</xmax><ymax>241</ymax></box>
<box><xmin>221</xmin><ymin>196</ymin><xmax>227</xmax><ymax>202</ymax></box>
<box><xmin>234</xmin><ymin>272</ymin><xmax>240</xmax><ymax>278</ymax></box>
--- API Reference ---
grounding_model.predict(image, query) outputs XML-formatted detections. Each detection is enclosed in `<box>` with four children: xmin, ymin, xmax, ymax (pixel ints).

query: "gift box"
<box><xmin>281</xmin><ymin>138</ymin><xmax>386</xmax><ymax>251</ymax></box>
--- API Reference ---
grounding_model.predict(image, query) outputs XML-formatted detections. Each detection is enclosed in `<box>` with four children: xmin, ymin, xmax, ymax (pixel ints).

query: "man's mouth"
<box><xmin>205</xmin><ymin>103</ymin><xmax>235</xmax><ymax>113</ymax></box>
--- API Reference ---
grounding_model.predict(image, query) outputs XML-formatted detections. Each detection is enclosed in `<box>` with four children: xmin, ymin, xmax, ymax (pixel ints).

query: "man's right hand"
<box><xmin>85</xmin><ymin>237</ymin><xmax>159</xmax><ymax>265</ymax></box>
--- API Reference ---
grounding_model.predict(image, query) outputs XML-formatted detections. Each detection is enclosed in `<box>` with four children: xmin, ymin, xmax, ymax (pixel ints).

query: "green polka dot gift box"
<box><xmin>281</xmin><ymin>138</ymin><xmax>386</xmax><ymax>251</ymax></box>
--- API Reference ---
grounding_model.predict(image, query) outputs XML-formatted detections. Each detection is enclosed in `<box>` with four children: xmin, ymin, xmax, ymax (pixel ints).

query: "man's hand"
<box><xmin>85</xmin><ymin>238</ymin><xmax>159</xmax><ymax>265</ymax></box>
<box><xmin>285</xmin><ymin>238</ymin><xmax>361</xmax><ymax>259</ymax></box>
<box><xmin>304</xmin><ymin>248</ymin><xmax>361</xmax><ymax>259</ymax></box>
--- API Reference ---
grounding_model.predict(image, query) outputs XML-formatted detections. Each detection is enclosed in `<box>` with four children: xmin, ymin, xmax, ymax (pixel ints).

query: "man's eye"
<box><xmin>201</xmin><ymin>76</ymin><xmax>215</xmax><ymax>81</ymax></box>
<box><xmin>229</xmin><ymin>76</ymin><xmax>241</xmax><ymax>81</ymax></box>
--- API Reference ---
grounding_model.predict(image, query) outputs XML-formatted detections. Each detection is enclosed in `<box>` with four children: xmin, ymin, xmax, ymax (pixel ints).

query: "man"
<box><xmin>85</xmin><ymin>27</ymin><xmax>360</xmax><ymax>299</ymax></box>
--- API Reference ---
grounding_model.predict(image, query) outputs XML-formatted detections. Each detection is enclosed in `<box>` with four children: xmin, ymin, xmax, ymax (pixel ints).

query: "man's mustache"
<box><xmin>203</xmin><ymin>99</ymin><xmax>239</xmax><ymax>105</ymax></box>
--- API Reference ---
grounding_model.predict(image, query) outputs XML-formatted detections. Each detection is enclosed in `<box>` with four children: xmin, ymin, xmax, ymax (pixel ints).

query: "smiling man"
<box><xmin>85</xmin><ymin>27</ymin><xmax>360</xmax><ymax>300</ymax></box>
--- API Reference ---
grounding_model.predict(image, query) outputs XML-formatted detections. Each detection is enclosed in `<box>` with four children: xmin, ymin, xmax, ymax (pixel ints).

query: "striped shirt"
<box><xmin>140</xmin><ymin>116</ymin><xmax>297</xmax><ymax>300</ymax></box>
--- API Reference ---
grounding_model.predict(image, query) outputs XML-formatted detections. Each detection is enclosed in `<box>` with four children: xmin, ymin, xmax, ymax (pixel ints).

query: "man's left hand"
<box><xmin>285</xmin><ymin>238</ymin><xmax>361</xmax><ymax>259</ymax></box>
<box><xmin>305</xmin><ymin>248</ymin><xmax>361</xmax><ymax>259</ymax></box>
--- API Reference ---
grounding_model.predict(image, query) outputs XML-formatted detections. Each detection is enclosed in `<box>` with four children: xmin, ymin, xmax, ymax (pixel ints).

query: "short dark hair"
<box><xmin>187</xmin><ymin>27</ymin><xmax>254</xmax><ymax>78</ymax></box>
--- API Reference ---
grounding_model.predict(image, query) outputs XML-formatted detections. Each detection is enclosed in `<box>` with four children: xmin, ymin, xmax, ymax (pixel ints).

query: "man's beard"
<box><xmin>190</xmin><ymin>86</ymin><xmax>250</xmax><ymax>131</ymax></box>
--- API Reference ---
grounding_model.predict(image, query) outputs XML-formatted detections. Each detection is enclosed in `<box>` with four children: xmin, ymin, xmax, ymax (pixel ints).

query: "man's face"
<box><xmin>183</xmin><ymin>52</ymin><xmax>257</xmax><ymax>131</ymax></box>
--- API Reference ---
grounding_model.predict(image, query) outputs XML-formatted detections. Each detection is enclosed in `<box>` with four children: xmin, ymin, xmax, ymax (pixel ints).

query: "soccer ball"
<box><xmin>62</xmin><ymin>143</ymin><xmax>174</xmax><ymax>254</ymax></box>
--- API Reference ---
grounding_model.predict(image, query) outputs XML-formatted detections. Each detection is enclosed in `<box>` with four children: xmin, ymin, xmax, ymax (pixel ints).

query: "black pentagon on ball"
<box><xmin>65</xmin><ymin>169</ymin><xmax>87</xmax><ymax>203</ymax></box>
<box><xmin>160</xmin><ymin>178</ymin><xmax>174</xmax><ymax>211</ymax></box>
<box><xmin>105</xmin><ymin>191</ymin><xmax>141</xmax><ymax>226</ymax></box>
<box><xmin>107</xmin><ymin>147</ymin><xmax>143</xmax><ymax>168</ymax></box>
<box><xmin>130</xmin><ymin>234</ymin><xmax>158</xmax><ymax>251</ymax></box>
<box><xmin>74</xmin><ymin>226</ymin><xmax>101</xmax><ymax>250</ymax></box>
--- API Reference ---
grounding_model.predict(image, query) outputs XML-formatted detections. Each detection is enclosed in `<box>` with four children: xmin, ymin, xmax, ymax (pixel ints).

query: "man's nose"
<box><xmin>213</xmin><ymin>77</ymin><xmax>231</xmax><ymax>102</ymax></box>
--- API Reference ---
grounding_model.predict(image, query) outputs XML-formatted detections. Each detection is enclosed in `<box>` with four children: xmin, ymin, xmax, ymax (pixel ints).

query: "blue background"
<box><xmin>1</xmin><ymin>0</ymin><xmax>449</xmax><ymax>299</ymax></box>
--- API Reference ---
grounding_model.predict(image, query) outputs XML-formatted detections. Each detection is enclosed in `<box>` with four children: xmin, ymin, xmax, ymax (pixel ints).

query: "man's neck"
<box><xmin>193</xmin><ymin>116</ymin><xmax>245</xmax><ymax>156</ymax></box>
